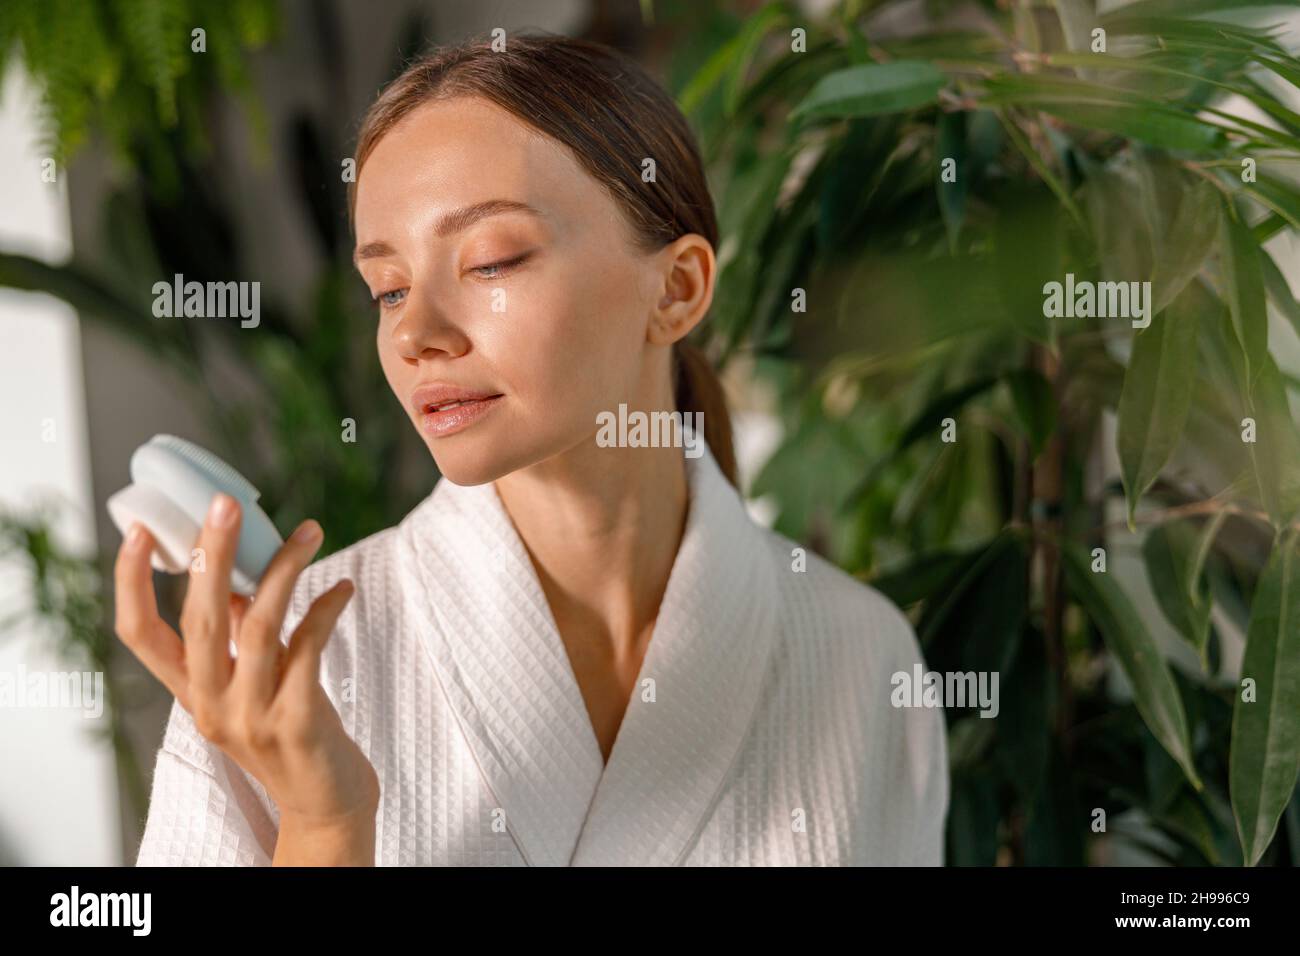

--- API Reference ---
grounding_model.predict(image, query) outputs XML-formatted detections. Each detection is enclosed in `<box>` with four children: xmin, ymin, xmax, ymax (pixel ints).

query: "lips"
<box><xmin>411</xmin><ymin>383</ymin><xmax>502</xmax><ymax>413</ymax></box>
<box><xmin>410</xmin><ymin>383</ymin><xmax>504</xmax><ymax>438</ymax></box>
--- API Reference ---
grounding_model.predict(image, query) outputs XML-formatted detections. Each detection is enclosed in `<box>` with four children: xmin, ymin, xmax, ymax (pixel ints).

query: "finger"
<box><xmin>278</xmin><ymin>579</ymin><xmax>354</xmax><ymax>700</ymax></box>
<box><xmin>180</xmin><ymin>492</ymin><xmax>241</xmax><ymax>696</ymax></box>
<box><xmin>229</xmin><ymin>594</ymin><xmax>251</xmax><ymax>653</ymax></box>
<box><xmin>231</xmin><ymin>519</ymin><xmax>324</xmax><ymax>705</ymax></box>
<box><xmin>113</xmin><ymin>522</ymin><xmax>188</xmax><ymax>702</ymax></box>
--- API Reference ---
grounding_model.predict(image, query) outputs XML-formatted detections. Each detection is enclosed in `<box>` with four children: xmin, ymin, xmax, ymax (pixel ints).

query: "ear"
<box><xmin>647</xmin><ymin>234</ymin><xmax>716</xmax><ymax>347</ymax></box>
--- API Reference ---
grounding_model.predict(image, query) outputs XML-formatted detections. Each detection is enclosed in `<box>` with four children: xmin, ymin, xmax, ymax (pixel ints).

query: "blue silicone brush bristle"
<box><xmin>148</xmin><ymin>434</ymin><xmax>261</xmax><ymax>502</ymax></box>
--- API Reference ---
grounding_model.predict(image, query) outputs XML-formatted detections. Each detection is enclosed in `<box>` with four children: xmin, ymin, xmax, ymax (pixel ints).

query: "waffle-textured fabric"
<box><xmin>135</xmin><ymin>440</ymin><xmax>948</xmax><ymax>866</ymax></box>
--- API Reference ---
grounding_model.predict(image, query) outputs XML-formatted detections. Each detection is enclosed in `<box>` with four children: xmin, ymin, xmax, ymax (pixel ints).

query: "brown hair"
<box><xmin>349</xmin><ymin>32</ymin><xmax>738</xmax><ymax>487</ymax></box>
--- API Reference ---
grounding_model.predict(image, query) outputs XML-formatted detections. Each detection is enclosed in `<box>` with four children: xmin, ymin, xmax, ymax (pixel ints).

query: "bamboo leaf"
<box><xmin>1135</xmin><ymin>153</ymin><xmax>1221</xmax><ymax>313</ymax></box>
<box><xmin>791</xmin><ymin>60</ymin><xmax>946</xmax><ymax>121</ymax></box>
<box><xmin>1262</xmin><ymin>250</ymin><xmax>1300</xmax><ymax>340</ymax></box>
<box><xmin>722</xmin><ymin>3</ymin><xmax>790</xmax><ymax>116</ymax></box>
<box><xmin>1117</xmin><ymin>289</ymin><xmax>1201</xmax><ymax>526</ymax></box>
<box><xmin>1219</xmin><ymin>204</ymin><xmax>1269</xmax><ymax>387</ymax></box>
<box><xmin>1006</xmin><ymin>367</ymin><xmax>1057</xmax><ymax>458</ymax></box>
<box><xmin>1103</xmin><ymin>16</ymin><xmax>1291</xmax><ymax>58</ymax></box>
<box><xmin>1242</xmin><ymin>174</ymin><xmax>1300</xmax><ymax>233</ymax></box>
<box><xmin>1245</xmin><ymin>354</ymin><xmax>1300</xmax><ymax>527</ymax></box>
<box><xmin>844</xmin><ymin>374</ymin><xmax>1001</xmax><ymax>508</ymax></box>
<box><xmin>1253</xmin><ymin>211</ymin><xmax>1289</xmax><ymax>244</ymax></box>
<box><xmin>1230</xmin><ymin>528</ymin><xmax>1300</xmax><ymax>866</ymax></box>
<box><xmin>980</xmin><ymin>75</ymin><xmax>1228</xmax><ymax>151</ymax></box>
<box><xmin>917</xmin><ymin>533</ymin><xmax>1028</xmax><ymax>677</ymax></box>
<box><xmin>936</xmin><ymin>110</ymin><xmax>968</xmax><ymax>251</ymax></box>
<box><xmin>869</xmin><ymin>548</ymin><xmax>976</xmax><ymax>608</ymax></box>
<box><xmin>1143</xmin><ymin>521</ymin><xmax>1214</xmax><ymax>665</ymax></box>
<box><xmin>1064</xmin><ymin>543</ymin><xmax>1203</xmax><ymax>790</ymax></box>
<box><xmin>1113</xmin><ymin>0</ymin><xmax>1300</xmax><ymax>16</ymax></box>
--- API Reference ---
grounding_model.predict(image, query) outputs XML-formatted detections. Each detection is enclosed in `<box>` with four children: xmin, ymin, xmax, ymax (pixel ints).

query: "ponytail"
<box><xmin>674</xmin><ymin>342</ymin><xmax>738</xmax><ymax>489</ymax></box>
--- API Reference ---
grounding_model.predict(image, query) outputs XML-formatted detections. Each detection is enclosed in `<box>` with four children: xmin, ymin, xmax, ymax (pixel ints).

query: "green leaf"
<box><xmin>678</xmin><ymin>16</ymin><xmax>745</xmax><ymax>116</ymax></box>
<box><xmin>1024</xmin><ymin>748</ymin><xmax>1086</xmax><ymax>865</ymax></box>
<box><xmin>1143</xmin><ymin>521</ymin><xmax>1213</xmax><ymax>666</ymax></box>
<box><xmin>1064</xmin><ymin>543</ymin><xmax>1203</xmax><ymax>791</ymax></box>
<box><xmin>993</xmin><ymin>184</ymin><xmax>1064</xmax><ymax>342</ymax></box>
<box><xmin>1112</xmin><ymin>0</ymin><xmax>1300</xmax><ymax>16</ymax></box>
<box><xmin>948</xmin><ymin>716</ymin><xmax>997</xmax><ymax>774</ymax></box>
<box><xmin>1136</xmin><ymin>157</ymin><xmax>1221</xmax><ymax>314</ymax></box>
<box><xmin>1230</xmin><ymin>528</ymin><xmax>1300</xmax><ymax>866</ymax></box>
<box><xmin>918</xmin><ymin>533</ymin><xmax>1028</xmax><ymax>678</ymax></box>
<box><xmin>1005</xmin><ymin>368</ymin><xmax>1057</xmax><ymax>458</ymax></box>
<box><xmin>996</xmin><ymin>629</ymin><xmax>1053</xmax><ymax>803</ymax></box>
<box><xmin>979</xmin><ymin>75</ymin><xmax>1227</xmax><ymax>151</ymax></box>
<box><xmin>1041</xmin><ymin>53</ymin><xmax>1300</xmax><ymax>140</ymax></box>
<box><xmin>936</xmin><ymin>110</ymin><xmax>967</xmax><ymax>252</ymax></box>
<box><xmin>791</xmin><ymin>60</ymin><xmax>946</xmax><ymax>121</ymax></box>
<box><xmin>1253</xmin><ymin>212</ymin><xmax>1289</xmax><ymax>244</ymax></box>
<box><xmin>1156</xmin><ymin>788</ymin><xmax>1223</xmax><ymax>865</ymax></box>
<box><xmin>1040</xmin><ymin>102</ymin><xmax>1227</xmax><ymax>152</ymax></box>
<box><xmin>1286</xmin><ymin>787</ymin><xmax>1300</xmax><ymax>865</ymax></box>
<box><xmin>1103</xmin><ymin>15</ymin><xmax>1292</xmax><ymax>59</ymax></box>
<box><xmin>1242</xmin><ymin>174</ymin><xmax>1300</xmax><ymax>234</ymax></box>
<box><xmin>1245</xmin><ymin>354</ymin><xmax>1300</xmax><ymax>527</ymax></box>
<box><xmin>722</xmin><ymin>3</ymin><xmax>790</xmax><ymax>116</ymax></box>
<box><xmin>947</xmin><ymin>769</ymin><xmax>1002</xmax><ymax>865</ymax></box>
<box><xmin>1117</xmin><ymin>288</ymin><xmax>1201</xmax><ymax>526</ymax></box>
<box><xmin>1219</xmin><ymin>204</ymin><xmax>1269</xmax><ymax>388</ymax></box>
<box><xmin>1262</xmin><ymin>250</ymin><xmax>1300</xmax><ymax>341</ymax></box>
<box><xmin>843</xmin><ymin>375</ymin><xmax>1000</xmax><ymax>507</ymax></box>
<box><xmin>996</xmin><ymin>111</ymin><xmax>1086</xmax><ymax>230</ymax></box>
<box><xmin>868</xmin><ymin>547</ymin><xmax>976</xmax><ymax>608</ymax></box>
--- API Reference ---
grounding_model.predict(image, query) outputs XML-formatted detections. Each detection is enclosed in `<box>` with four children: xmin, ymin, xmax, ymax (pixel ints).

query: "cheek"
<box><xmin>493</xmin><ymin>267</ymin><xmax>644</xmax><ymax>411</ymax></box>
<box><xmin>375</xmin><ymin>319</ymin><xmax>410</xmax><ymax>406</ymax></box>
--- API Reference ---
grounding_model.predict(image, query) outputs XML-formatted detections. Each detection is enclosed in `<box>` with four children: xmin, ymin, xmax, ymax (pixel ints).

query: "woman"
<box><xmin>120</xmin><ymin>33</ymin><xmax>948</xmax><ymax>866</ymax></box>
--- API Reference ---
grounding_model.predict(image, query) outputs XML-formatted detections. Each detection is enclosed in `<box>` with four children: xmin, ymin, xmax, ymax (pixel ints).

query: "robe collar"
<box><xmin>396</xmin><ymin>439</ymin><xmax>780</xmax><ymax>866</ymax></box>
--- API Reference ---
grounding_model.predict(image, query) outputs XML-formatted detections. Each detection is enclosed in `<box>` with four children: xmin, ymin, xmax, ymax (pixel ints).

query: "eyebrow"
<box><xmin>353</xmin><ymin>199</ymin><xmax>543</xmax><ymax>264</ymax></box>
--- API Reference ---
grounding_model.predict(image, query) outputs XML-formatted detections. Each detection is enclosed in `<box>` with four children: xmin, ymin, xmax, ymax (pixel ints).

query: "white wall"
<box><xmin>0</xmin><ymin>63</ymin><xmax>118</xmax><ymax>866</ymax></box>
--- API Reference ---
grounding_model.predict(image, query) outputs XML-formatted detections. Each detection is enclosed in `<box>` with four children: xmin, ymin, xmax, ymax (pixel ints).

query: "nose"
<box><xmin>390</xmin><ymin>289</ymin><xmax>472</xmax><ymax>362</ymax></box>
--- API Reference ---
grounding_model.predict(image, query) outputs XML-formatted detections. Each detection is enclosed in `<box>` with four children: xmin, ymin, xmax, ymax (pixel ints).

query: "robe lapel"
<box><xmin>568</xmin><ymin>445</ymin><xmax>781</xmax><ymax>866</ymax></box>
<box><xmin>397</xmin><ymin>441</ymin><xmax>780</xmax><ymax>867</ymax></box>
<box><xmin>397</xmin><ymin>477</ymin><xmax>605</xmax><ymax>868</ymax></box>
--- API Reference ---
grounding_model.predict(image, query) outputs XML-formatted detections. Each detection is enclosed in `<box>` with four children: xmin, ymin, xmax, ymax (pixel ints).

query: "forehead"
<box><xmin>354</xmin><ymin>95</ymin><xmax>594</xmax><ymax>236</ymax></box>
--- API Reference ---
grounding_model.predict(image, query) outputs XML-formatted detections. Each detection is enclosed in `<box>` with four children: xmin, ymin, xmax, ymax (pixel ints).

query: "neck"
<box><xmin>493</xmin><ymin>439</ymin><xmax>690</xmax><ymax>657</ymax></box>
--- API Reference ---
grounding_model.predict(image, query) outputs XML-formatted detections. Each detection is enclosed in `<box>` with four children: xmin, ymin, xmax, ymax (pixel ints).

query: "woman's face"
<box><xmin>353</xmin><ymin>94</ymin><xmax>674</xmax><ymax>486</ymax></box>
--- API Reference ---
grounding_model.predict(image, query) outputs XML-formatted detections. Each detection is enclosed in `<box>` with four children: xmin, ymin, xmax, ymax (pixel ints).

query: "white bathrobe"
<box><xmin>135</xmin><ymin>441</ymin><xmax>949</xmax><ymax>866</ymax></box>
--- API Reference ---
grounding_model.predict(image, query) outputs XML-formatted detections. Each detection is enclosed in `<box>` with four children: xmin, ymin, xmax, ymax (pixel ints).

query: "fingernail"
<box><xmin>209</xmin><ymin>493</ymin><xmax>237</xmax><ymax>528</ymax></box>
<box><xmin>292</xmin><ymin>519</ymin><xmax>322</xmax><ymax>544</ymax></box>
<box><xmin>126</xmin><ymin>523</ymin><xmax>145</xmax><ymax>548</ymax></box>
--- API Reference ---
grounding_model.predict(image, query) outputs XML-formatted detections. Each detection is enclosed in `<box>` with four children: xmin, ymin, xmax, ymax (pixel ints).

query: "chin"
<box><xmin>423</xmin><ymin>421</ymin><xmax>589</xmax><ymax>486</ymax></box>
<box><xmin>426</xmin><ymin>443</ymin><xmax>513</xmax><ymax>486</ymax></box>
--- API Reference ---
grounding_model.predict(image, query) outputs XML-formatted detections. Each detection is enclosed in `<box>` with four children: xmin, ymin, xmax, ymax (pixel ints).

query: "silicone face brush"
<box><xmin>106</xmin><ymin>435</ymin><xmax>284</xmax><ymax>596</ymax></box>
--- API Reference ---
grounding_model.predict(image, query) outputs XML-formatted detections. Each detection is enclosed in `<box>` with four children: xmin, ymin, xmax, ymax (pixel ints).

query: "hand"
<box><xmin>114</xmin><ymin>492</ymin><xmax>380</xmax><ymax>861</ymax></box>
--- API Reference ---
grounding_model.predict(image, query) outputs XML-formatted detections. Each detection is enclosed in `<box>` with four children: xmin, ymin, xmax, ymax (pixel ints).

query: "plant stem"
<box><xmin>1032</xmin><ymin>346</ymin><xmax>1073</xmax><ymax>749</ymax></box>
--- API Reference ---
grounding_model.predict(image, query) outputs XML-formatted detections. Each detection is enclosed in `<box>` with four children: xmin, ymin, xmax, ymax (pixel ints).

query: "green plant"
<box><xmin>3</xmin><ymin>0</ymin><xmax>1298</xmax><ymax>866</ymax></box>
<box><xmin>668</xmin><ymin>0</ymin><xmax>1300</xmax><ymax>865</ymax></box>
<box><xmin>0</xmin><ymin>0</ymin><xmax>276</xmax><ymax>191</ymax></box>
<box><xmin>0</xmin><ymin>501</ymin><xmax>148</xmax><ymax>822</ymax></box>
<box><xmin>0</xmin><ymin>0</ymin><xmax>435</xmax><ymax>817</ymax></box>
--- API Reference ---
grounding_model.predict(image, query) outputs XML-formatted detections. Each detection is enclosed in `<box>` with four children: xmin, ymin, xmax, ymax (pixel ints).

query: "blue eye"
<box><xmin>374</xmin><ymin>288</ymin><xmax>407</xmax><ymax>309</ymax></box>
<box><xmin>471</xmin><ymin>253</ymin><xmax>530</xmax><ymax>280</ymax></box>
